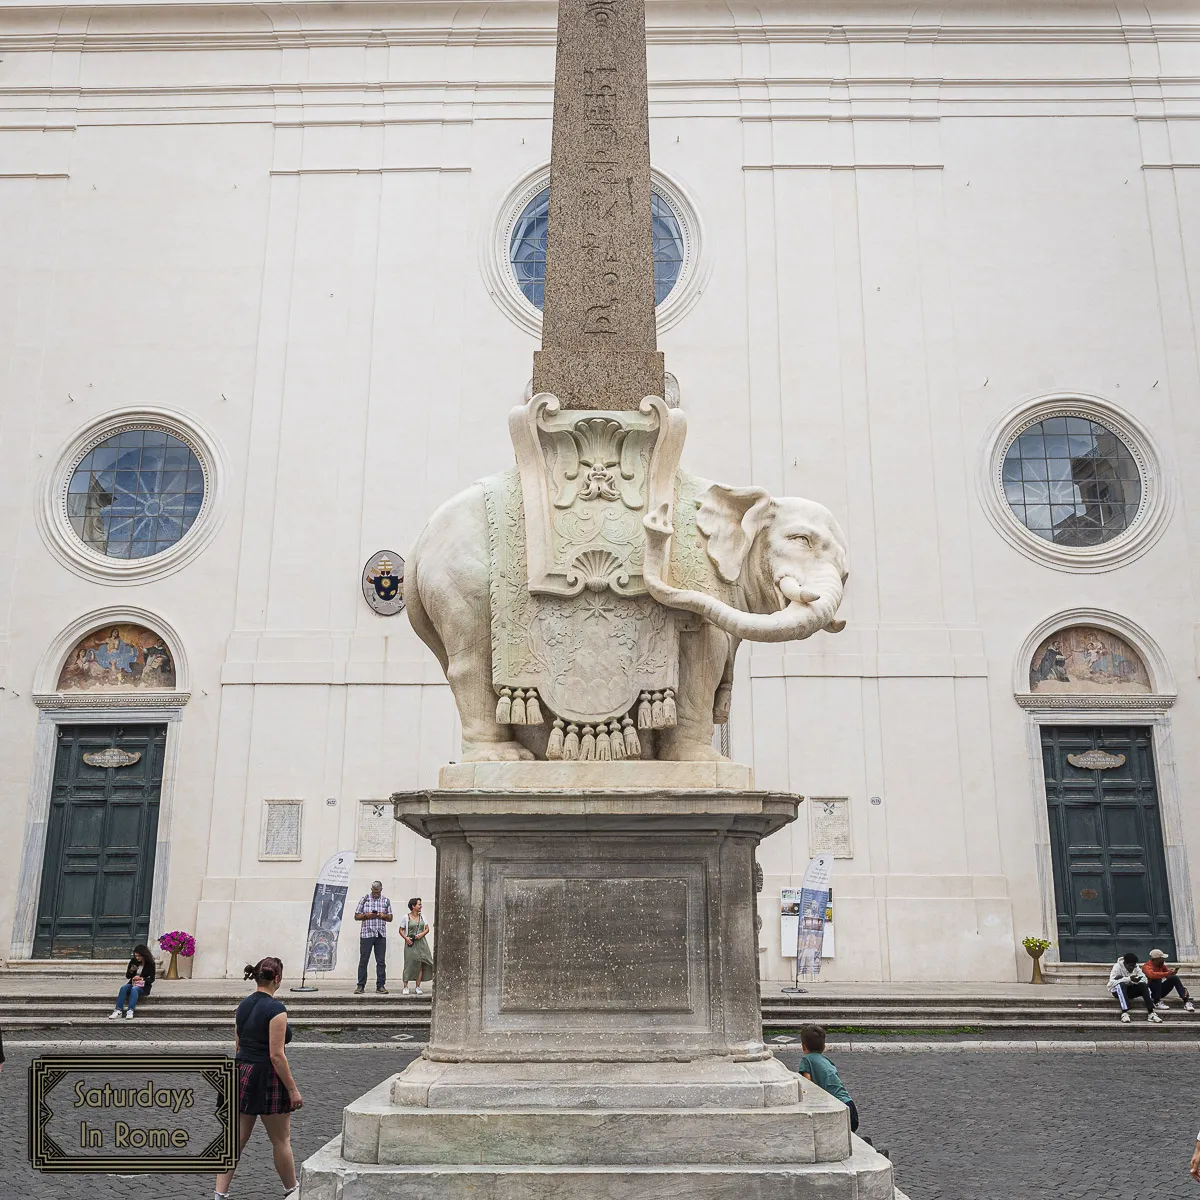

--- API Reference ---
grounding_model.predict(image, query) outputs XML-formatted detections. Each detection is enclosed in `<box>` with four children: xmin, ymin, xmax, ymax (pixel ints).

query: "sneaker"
<box><xmin>109</xmin><ymin>1009</ymin><xmax>122</xmax><ymax>1020</ymax></box>
<box><xmin>1120</xmin><ymin>1011</ymin><xmax>1131</xmax><ymax>1023</ymax></box>
<box><xmin>1187</xmin><ymin>1001</ymin><xmax>1195</xmax><ymax>1012</ymax></box>
<box><xmin>402</xmin><ymin>986</ymin><xmax>410</xmax><ymax>996</ymax></box>
<box><xmin>353</xmin><ymin>986</ymin><xmax>365</xmax><ymax>994</ymax></box>
<box><xmin>376</xmin><ymin>987</ymin><xmax>389</xmax><ymax>994</ymax></box>
<box><xmin>124</xmin><ymin>1009</ymin><xmax>135</xmax><ymax>1019</ymax></box>
<box><xmin>1156</xmin><ymin>1001</ymin><xmax>1169</xmax><ymax>1010</ymax></box>
<box><xmin>1148</xmin><ymin>1012</ymin><xmax>1164</xmax><ymax>1024</ymax></box>
<box><xmin>414</xmin><ymin>985</ymin><xmax>423</xmax><ymax>995</ymax></box>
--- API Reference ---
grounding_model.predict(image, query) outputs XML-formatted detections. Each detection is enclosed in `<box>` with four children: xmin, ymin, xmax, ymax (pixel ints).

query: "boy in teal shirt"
<box><xmin>799</xmin><ymin>1024</ymin><xmax>858</xmax><ymax>1132</ymax></box>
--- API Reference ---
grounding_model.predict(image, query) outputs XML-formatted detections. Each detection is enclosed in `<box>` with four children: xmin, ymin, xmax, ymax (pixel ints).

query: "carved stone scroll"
<box><xmin>509</xmin><ymin>391</ymin><xmax>687</xmax><ymax>598</ymax></box>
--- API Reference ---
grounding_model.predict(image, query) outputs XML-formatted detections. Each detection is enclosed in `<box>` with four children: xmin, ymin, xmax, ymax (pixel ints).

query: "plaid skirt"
<box><xmin>236</xmin><ymin>1060</ymin><xmax>293</xmax><ymax>1115</ymax></box>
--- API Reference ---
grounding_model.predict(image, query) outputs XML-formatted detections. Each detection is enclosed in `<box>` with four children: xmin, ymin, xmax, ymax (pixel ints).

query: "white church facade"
<box><xmin>2</xmin><ymin>0</ymin><xmax>1198</xmax><ymax>982</ymax></box>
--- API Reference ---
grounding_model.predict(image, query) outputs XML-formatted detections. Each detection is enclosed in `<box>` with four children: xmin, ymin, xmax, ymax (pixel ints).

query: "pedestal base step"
<box><xmin>343</xmin><ymin>1076</ymin><xmax>851</xmax><ymax>1167</ymax></box>
<box><xmin>390</xmin><ymin>1058</ymin><xmax>801</xmax><ymax>1110</ymax></box>
<box><xmin>300</xmin><ymin>1135</ymin><xmax>895</xmax><ymax>1200</ymax></box>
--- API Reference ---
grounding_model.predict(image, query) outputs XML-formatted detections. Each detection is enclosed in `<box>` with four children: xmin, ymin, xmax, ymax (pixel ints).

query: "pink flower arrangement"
<box><xmin>158</xmin><ymin>930</ymin><xmax>196</xmax><ymax>957</ymax></box>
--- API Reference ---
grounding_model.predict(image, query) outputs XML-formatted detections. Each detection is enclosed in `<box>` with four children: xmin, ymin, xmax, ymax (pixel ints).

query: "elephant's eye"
<box><xmin>786</xmin><ymin>533</ymin><xmax>811</xmax><ymax>546</ymax></box>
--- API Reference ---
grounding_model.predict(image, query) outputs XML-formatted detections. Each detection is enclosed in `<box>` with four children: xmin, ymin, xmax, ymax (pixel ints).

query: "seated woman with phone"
<box><xmin>109</xmin><ymin>943</ymin><xmax>156</xmax><ymax>1020</ymax></box>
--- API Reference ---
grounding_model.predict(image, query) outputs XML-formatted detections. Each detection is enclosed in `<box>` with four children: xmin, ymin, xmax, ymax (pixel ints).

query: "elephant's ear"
<box><xmin>696</xmin><ymin>483</ymin><xmax>774</xmax><ymax>583</ymax></box>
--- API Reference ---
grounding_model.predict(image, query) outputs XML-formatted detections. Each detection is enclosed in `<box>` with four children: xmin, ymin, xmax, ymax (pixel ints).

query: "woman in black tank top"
<box><xmin>215</xmin><ymin>957</ymin><xmax>304</xmax><ymax>1200</ymax></box>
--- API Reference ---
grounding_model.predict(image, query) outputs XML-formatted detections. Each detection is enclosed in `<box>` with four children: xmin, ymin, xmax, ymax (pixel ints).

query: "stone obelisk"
<box><xmin>531</xmin><ymin>0</ymin><xmax>666</xmax><ymax>409</ymax></box>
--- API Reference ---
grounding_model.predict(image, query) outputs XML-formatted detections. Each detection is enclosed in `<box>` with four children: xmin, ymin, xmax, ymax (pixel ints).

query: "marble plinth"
<box><xmin>438</xmin><ymin>760</ymin><xmax>755</xmax><ymax>791</ymax></box>
<box><xmin>299</xmin><ymin>784</ymin><xmax>896</xmax><ymax>1198</ymax></box>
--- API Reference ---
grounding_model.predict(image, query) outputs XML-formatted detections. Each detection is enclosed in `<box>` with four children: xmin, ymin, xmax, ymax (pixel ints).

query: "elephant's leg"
<box><xmin>410</xmin><ymin>482</ymin><xmax>533</xmax><ymax>764</ymax></box>
<box><xmin>657</xmin><ymin>623</ymin><xmax>731</xmax><ymax>762</ymax></box>
<box><xmin>445</xmin><ymin>645</ymin><xmax>535</xmax><ymax>762</ymax></box>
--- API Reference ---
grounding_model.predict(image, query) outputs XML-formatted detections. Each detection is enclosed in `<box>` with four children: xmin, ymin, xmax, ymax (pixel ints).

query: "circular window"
<box><xmin>510</xmin><ymin>188</ymin><xmax>685</xmax><ymax>310</ymax></box>
<box><xmin>488</xmin><ymin>167</ymin><xmax>707</xmax><ymax>338</ymax></box>
<box><xmin>982</xmin><ymin>397</ymin><xmax>1169</xmax><ymax>572</ymax></box>
<box><xmin>1001</xmin><ymin>416</ymin><xmax>1141</xmax><ymax>547</ymax></box>
<box><xmin>66</xmin><ymin>428</ymin><xmax>205</xmax><ymax>559</ymax></box>
<box><xmin>39</xmin><ymin>410</ymin><xmax>225</xmax><ymax>585</ymax></box>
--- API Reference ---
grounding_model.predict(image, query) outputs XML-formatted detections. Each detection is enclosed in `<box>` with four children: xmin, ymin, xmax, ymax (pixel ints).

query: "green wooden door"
<box><xmin>34</xmin><ymin>724</ymin><xmax>167</xmax><ymax>958</ymax></box>
<box><xmin>1042</xmin><ymin>725</ymin><xmax>1175</xmax><ymax>963</ymax></box>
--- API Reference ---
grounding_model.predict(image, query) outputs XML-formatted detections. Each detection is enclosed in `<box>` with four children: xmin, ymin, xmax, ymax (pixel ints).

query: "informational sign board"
<box><xmin>302</xmin><ymin>850</ymin><xmax>356</xmax><ymax>974</ymax></box>
<box><xmin>795</xmin><ymin>853</ymin><xmax>833</xmax><ymax>981</ymax></box>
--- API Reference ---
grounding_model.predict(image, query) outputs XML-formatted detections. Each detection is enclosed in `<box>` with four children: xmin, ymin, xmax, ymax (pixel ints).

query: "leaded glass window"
<box><xmin>510</xmin><ymin>188</ymin><xmax>685</xmax><ymax>310</ymax></box>
<box><xmin>1001</xmin><ymin>416</ymin><xmax>1142</xmax><ymax>547</ymax></box>
<box><xmin>66</xmin><ymin>428</ymin><xmax>205</xmax><ymax>559</ymax></box>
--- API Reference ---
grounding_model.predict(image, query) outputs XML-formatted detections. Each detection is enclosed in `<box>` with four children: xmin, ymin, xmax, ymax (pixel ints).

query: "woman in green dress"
<box><xmin>401</xmin><ymin>897</ymin><xmax>434</xmax><ymax>996</ymax></box>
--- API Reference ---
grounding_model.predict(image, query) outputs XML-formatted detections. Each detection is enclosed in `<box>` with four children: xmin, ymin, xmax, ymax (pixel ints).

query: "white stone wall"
<box><xmin>2</xmin><ymin>0</ymin><xmax>1199</xmax><ymax>980</ymax></box>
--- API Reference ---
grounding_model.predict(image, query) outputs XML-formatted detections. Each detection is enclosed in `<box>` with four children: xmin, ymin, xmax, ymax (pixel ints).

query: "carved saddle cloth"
<box><xmin>483</xmin><ymin>467</ymin><xmax>679</xmax><ymax>725</ymax></box>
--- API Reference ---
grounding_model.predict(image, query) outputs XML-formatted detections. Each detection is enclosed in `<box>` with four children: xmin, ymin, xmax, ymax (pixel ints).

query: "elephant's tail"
<box><xmin>404</xmin><ymin>556</ymin><xmax>450</xmax><ymax>673</ymax></box>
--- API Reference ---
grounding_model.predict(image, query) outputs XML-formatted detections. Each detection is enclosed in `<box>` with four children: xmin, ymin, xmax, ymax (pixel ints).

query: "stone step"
<box><xmin>0</xmin><ymin>1015</ymin><xmax>432</xmax><ymax>1029</ymax></box>
<box><xmin>300</xmin><ymin>1135</ymin><xmax>895</xmax><ymax>1200</ymax></box>
<box><xmin>341</xmin><ymin>1072</ymin><xmax>850</xmax><ymax>1166</ymax></box>
<box><xmin>760</xmin><ymin>994</ymin><xmax>1115</xmax><ymax>1009</ymax></box>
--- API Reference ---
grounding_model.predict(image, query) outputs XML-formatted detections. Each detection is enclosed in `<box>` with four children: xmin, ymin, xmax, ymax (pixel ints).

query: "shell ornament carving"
<box><xmin>566</xmin><ymin>548</ymin><xmax>629</xmax><ymax>593</ymax></box>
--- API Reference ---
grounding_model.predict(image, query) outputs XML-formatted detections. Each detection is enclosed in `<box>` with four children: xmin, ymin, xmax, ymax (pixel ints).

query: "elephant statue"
<box><xmin>405</xmin><ymin>470</ymin><xmax>849</xmax><ymax>764</ymax></box>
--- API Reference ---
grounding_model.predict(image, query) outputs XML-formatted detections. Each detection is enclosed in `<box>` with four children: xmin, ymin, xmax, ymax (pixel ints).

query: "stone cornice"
<box><xmin>1014</xmin><ymin>693</ymin><xmax>1176</xmax><ymax>711</ymax></box>
<box><xmin>1</xmin><ymin>22</ymin><xmax>1199</xmax><ymax>52</ymax></box>
<box><xmin>32</xmin><ymin>691</ymin><xmax>191</xmax><ymax>709</ymax></box>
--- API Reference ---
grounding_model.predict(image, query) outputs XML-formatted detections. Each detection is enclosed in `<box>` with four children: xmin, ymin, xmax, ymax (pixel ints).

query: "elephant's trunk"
<box><xmin>642</xmin><ymin>506</ymin><xmax>844</xmax><ymax>643</ymax></box>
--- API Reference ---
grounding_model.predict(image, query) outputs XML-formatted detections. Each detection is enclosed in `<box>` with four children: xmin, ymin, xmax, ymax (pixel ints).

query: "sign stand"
<box><xmin>290</xmin><ymin>962</ymin><xmax>318</xmax><ymax>994</ymax></box>
<box><xmin>291</xmin><ymin>849</ymin><xmax>356</xmax><ymax>993</ymax></box>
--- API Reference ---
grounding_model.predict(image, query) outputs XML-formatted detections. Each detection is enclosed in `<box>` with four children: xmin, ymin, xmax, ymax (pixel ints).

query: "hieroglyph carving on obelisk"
<box><xmin>531</xmin><ymin>0</ymin><xmax>666</xmax><ymax>410</ymax></box>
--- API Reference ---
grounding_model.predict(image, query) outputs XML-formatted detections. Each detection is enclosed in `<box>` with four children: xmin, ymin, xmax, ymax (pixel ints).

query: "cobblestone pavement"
<box><xmin>775</xmin><ymin>1047</ymin><xmax>1200</xmax><ymax>1199</ymax></box>
<box><xmin>3</xmin><ymin>1045</ymin><xmax>1197</xmax><ymax>1198</ymax></box>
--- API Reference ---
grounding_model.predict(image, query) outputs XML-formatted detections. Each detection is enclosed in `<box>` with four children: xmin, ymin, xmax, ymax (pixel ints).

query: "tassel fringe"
<box><xmin>580</xmin><ymin>725</ymin><xmax>596</xmax><ymax>760</ymax></box>
<box><xmin>662</xmin><ymin>687</ymin><xmax>677</xmax><ymax>727</ymax></box>
<box><xmin>609</xmin><ymin>720</ymin><xmax>625</xmax><ymax>760</ymax></box>
<box><xmin>651</xmin><ymin>691</ymin><xmax>665</xmax><ymax>729</ymax></box>
<box><xmin>547</xmin><ymin>718</ymin><xmax>565</xmax><ymax>760</ymax></box>
<box><xmin>510</xmin><ymin>688</ymin><xmax>527</xmax><ymax>725</ymax></box>
<box><xmin>524</xmin><ymin>693</ymin><xmax>543</xmax><ymax>726</ymax></box>
<box><xmin>495</xmin><ymin>687</ymin><xmax>512</xmax><ymax>725</ymax></box>
<box><xmin>622</xmin><ymin>716</ymin><xmax>641</xmax><ymax>758</ymax></box>
<box><xmin>596</xmin><ymin>728</ymin><xmax>611</xmax><ymax>759</ymax></box>
<box><xmin>637</xmin><ymin>692</ymin><xmax>652</xmax><ymax>729</ymax></box>
<box><xmin>563</xmin><ymin>724</ymin><xmax>580</xmax><ymax>760</ymax></box>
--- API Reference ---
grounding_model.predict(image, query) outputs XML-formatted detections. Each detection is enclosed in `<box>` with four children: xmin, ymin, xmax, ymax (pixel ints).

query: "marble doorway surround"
<box><xmin>9</xmin><ymin>703</ymin><xmax>187</xmax><ymax>960</ymax></box>
<box><xmin>1022</xmin><ymin>708</ymin><xmax>1196</xmax><ymax>963</ymax></box>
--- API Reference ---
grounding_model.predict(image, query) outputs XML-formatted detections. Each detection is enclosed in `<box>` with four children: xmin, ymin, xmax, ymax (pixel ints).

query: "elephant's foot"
<box><xmin>462</xmin><ymin>739</ymin><xmax>536</xmax><ymax>762</ymax></box>
<box><xmin>655</xmin><ymin>734</ymin><xmax>727</xmax><ymax>763</ymax></box>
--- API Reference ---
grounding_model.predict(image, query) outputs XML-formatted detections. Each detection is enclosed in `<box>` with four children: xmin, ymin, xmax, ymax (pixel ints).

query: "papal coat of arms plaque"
<box><xmin>361</xmin><ymin>551</ymin><xmax>405</xmax><ymax>616</ymax></box>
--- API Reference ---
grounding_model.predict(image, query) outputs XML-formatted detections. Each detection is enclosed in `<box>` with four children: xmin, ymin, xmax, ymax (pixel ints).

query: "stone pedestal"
<box><xmin>299</xmin><ymin>770</ymin><xmax>895</xmax><ymax>1199</ymax></box>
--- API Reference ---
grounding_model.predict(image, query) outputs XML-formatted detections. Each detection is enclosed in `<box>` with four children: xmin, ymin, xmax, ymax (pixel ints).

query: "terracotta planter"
<box><xmin>1026</xmin><ymin>946</ymin><xmax>1046</xmax><ymax>984</ymax></box>
<box><xmin>165</xmin><ymin>951</ymin><xmax>180</xmax><ymax>980</ymax></box>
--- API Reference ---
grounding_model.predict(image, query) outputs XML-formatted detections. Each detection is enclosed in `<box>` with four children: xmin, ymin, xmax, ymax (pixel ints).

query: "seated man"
<box><xmin>1108</xmin><ymin>952</ymin><xmax>1162</xmax><ymax>1024</ymax></box>
<box><xmin>1144</xmin><ymin>949</ymin><xmax>1194</xmax><ymax>1012</ymax></box>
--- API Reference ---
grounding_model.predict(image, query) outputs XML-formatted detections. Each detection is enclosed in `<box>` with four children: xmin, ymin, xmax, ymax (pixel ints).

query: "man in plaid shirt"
<box><xmin>353</xmin><ymin>880</ymin><xmax>393</xmax><ymax>993</ymax></box>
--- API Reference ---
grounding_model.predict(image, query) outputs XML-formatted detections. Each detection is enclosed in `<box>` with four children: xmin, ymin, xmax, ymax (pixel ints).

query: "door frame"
<box><xmin>10</xmin><ymin>704</ymin><xmax>185</xmax><ymax>960</ymax></box>
<box><xmin>1023</xmin><ymin>708</ymin><xmax>1197</xmax><ymax>963</ymax></box>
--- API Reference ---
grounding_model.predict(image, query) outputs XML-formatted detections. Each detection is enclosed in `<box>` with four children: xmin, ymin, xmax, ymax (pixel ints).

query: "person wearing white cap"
<box><xmin>1143</xmin><ymin>949</ymin><xmax>1194</xmax><ymax>1011</ymax></box>
<box><xmin>1107</xmin><ymin>952</ymin><xmax>1161</xmax><ymax>1023</ymax></box>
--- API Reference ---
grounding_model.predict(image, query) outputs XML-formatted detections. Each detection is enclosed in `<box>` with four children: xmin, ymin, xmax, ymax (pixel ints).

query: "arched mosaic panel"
<box><xmin>57</xmin><ymin>623</ymin><xmax>177</xmax><ymax>692</ymax></box>
<box><xmin>1028</xmin><ymin>625</ymin><xmax>1151</xmax><ymax>695</ymax></box>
